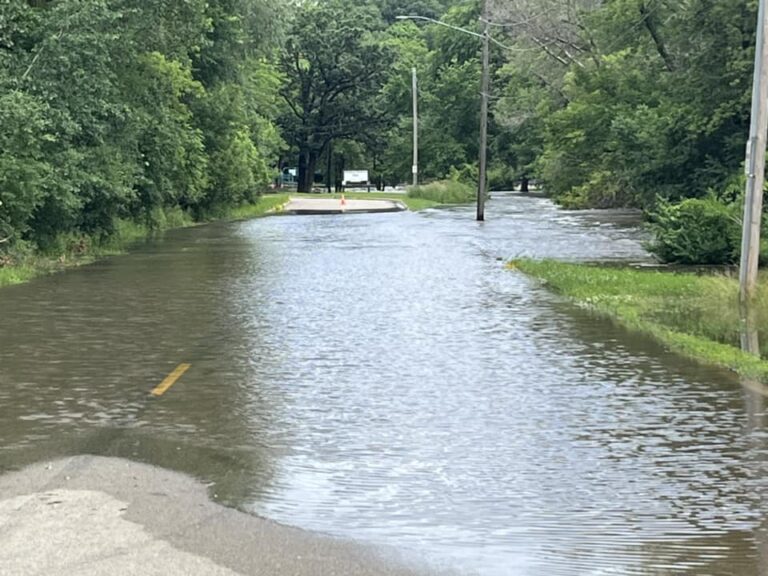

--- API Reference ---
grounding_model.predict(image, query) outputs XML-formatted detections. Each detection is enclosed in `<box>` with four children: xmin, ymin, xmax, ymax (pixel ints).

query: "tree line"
<box><xmin>1</xmin><ymin>0</ymin><xmax>284</xmax><ymax>255</ymax></box>
<box><xmin>0</xmin><ymin>0</ymin><xmax>763</xmax><ymax>264</ymax></box>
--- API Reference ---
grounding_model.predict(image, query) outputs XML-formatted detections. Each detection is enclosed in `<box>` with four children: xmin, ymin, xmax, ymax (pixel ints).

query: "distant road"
<box><xmin>0</xmin><ymin>456</ymin><xmax>439</xmax><ymax>576</ymax></box>
<box><xmin>285</xmin><ymin>197</ymin><xmax>406</xmax><ymax>214</ymax></box>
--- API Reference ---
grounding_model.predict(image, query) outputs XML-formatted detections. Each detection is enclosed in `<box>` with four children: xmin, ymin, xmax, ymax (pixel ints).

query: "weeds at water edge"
<box><xmin>512</xmin><ymin>259</ymin><xmax>768</xmax><ymax>381</ymax></box>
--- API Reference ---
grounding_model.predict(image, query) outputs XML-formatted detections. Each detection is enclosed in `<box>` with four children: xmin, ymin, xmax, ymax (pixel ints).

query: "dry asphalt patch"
<box><xmin>0</xmin><ymin>456</ymin><xmax>448</xmax><ymax>576</ymax></box>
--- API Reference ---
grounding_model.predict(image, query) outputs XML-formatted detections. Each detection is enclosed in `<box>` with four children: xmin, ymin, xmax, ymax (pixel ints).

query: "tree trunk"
<box><xmin>297</xmin><ymin>148</ymin><xmax>319</xmax><ymax>193</ymax></box>
<box><xmin>305</xmin><ymin>150</ymin><xmax>318</xmax><ymax>193</ymax></box>
<box><xmin>640</xmin><ymin>1</ymin><xmax>674</xmax><ymax>72</ymax></box>
<box><xmin>297</xmin><ymin>148</ymin><xmax>309</xmax><ymax>193</ymax></box>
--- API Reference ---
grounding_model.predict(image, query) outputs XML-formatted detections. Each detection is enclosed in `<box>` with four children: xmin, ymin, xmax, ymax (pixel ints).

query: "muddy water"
<box><xmin>1</xmin><ymin>193</ymin><xmax>766</xmax><ymax>575</ymax></box>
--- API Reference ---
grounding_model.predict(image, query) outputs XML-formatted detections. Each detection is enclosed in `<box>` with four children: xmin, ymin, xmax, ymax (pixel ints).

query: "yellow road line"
<box><xmin>151</xmin><ymin>363</ymin><xmax>191</xmax><ymax>397</ymax></box>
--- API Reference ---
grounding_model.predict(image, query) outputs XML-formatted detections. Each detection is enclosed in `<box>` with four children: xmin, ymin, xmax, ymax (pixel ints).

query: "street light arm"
<box><xmin>395</xmin><ymin>15</ymin><xmax>484</xmax><ymax>39</ymax></box>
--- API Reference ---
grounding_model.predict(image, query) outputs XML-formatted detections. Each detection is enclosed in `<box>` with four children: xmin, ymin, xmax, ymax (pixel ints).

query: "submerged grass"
<box><xmin>513</xmin><ymin>259</ymin><xmax>768</xmax><ymax>381</ymax></box>
<box><xmin>0</xmin><ymin>264</ymin><xmax>40</xmax><ymax>287</ymax></box>
<box><xmin>0</xmin><ymin>194</ymin><xmax>290</xmax><ymax>289</ymax></box>
<box><xmin>224</xmin><ymin>193</ymin><xmax>289</xmax><ymax>219</ymax></box>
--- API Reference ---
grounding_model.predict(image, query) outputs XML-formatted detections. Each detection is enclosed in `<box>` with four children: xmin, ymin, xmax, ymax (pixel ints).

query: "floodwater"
<box><xmin>1</xmin><ymin>192</ymin><xmax>767</xmax><ymax>575</ymax></box>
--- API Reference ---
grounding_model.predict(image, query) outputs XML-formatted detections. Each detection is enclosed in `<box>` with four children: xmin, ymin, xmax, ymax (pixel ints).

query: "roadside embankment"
<box><xmin>406</xmin><ymin>180</ymin><xmax>474</xmax><ymax>206</ymax></box>
<box><xmin>512</xmin><ymin>259</ymin><xmax>768</xmax><ymax>381</ymax></box>
<box><xmin>0</xmin><ymin>194</ymin><xmax>289</xmax><ymax>290</ymax></box>
<box><xmin>0</xmin><ymin>456</ymin><xmax>436</xmax><ymax>576</ymax></box>
<box><xmin>0</xmin><ymin>190</ymin><xmax>452</xmax><ymax>290</ymax></box>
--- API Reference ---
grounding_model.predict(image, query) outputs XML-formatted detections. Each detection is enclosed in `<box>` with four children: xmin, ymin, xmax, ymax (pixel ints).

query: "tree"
<box><xmin>489</xmin><ymin>0</ymin><xmax>755</xmax><ymax>208</ymax></box>
<box><xmin>0</xmin><ymin>0</ymin><xmax>287</xmax><ymax>257</ymax></box>
<box><xmin>279</xmin><ymin>0</ymin><xmax>394</xmax><ymax>192</ymax></box>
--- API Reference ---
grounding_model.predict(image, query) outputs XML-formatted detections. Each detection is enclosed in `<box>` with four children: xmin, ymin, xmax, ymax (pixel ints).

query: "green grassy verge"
<box><xmin>512</xmin><ymin>259</ymin><xmax>768</xmax><ymax>381</ymax></box>
<box><xmin>406</xmin><ymin>180</ymin><xmax>475</xmax><ymax>205</ymax></box>
<box><xmin>0</xmin><ymin>194</ymin><xmax>289</xmax><ymax>289</ymax></box>
<box><xmin>0</xmin><ymin>263</ymin><xmax>40</xmax><ymax>287</ymax></box>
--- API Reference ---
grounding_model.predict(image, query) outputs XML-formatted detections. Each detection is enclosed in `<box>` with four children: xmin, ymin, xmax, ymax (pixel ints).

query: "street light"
<box><xmin>396</xmin><ymin>8</ymin><xmax>490</xmax><ymax>221</ymax></box>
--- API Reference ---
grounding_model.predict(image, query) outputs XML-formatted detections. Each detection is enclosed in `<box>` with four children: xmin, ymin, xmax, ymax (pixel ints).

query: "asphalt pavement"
<box><xmin>0</xmin><ymin>456</ymin><xmax>442</xmax><ymax>576</ymax></box>
<box><xmin>284</xmin><ymin>197</ymin><xmax>406</xmax><ymax>214</ymax></box>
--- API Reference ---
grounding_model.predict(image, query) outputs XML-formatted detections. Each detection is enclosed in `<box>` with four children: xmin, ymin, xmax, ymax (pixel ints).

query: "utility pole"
<box><xmin>477</xmin><ymin>4</ymin><xmax>490</xmax><ymax>222</ymax></box>
<box><xmin>740</xmin><ymin>0</ymin><xmax>768</xmax><ymax>302</ymax></box>
<box><xmin>412</xmin><ymin>67</ymin><xmax>419</xmax><ymax>187</ymax></box>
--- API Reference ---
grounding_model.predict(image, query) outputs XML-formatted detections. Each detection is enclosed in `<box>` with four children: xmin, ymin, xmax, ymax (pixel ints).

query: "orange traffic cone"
<box><xmin>340</xmin><ymin>194</ymin><xmax>346</xmax><ymax>207</ymax></box>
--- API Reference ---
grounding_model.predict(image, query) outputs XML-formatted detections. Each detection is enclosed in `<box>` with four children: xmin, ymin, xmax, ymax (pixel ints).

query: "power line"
<box><xmin>480</xmin><ymin>11</ymin><xmax>551</xmax><ymax>28</ymax></box>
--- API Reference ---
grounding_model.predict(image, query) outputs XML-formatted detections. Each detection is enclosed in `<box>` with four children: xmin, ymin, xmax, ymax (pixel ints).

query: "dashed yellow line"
<box><xmin>151</xmin><ymin>363</ymin><xmax>191</xmax><ymax>397</ymax></box>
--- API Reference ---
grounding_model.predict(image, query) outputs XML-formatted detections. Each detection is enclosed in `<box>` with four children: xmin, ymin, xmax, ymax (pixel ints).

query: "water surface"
<box><xmin>1</xmin><ymin>193</ymin><xmax>766</xmax><ymax>575</ymax></box>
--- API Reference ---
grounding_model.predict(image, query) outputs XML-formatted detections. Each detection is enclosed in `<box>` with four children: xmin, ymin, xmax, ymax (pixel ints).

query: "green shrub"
<box><xmin>447</xmin><ymin>164</ymin><xmax>478</xmax><ymax>185</ymax></box>
<box><xmin>406</xmin><ymin>180</ymin><xmax>475</xmax><ymax>204</ymax></box>
<box><xmin>488</xmin><ymin>164</ymin><xmax>517</xmax><ymax>191</ymax></box>
<box><xmin>647</xmin><ymin>196</ymin><xmax>741</xmax><ymax>264</ymax></box>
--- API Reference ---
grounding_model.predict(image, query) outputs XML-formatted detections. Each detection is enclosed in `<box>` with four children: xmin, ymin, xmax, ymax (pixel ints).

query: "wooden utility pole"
<box><xmin>477</xmin><ymin>5</ymin><xmax>490</xmax><ymax>222</ymax></box>
<box><xmin>740</xmin><ymin>0</ymin><xmax>768</xmax><ymax>302</ymax></box>
<box><xmin>412</xmin><ymin>67</ymin><xmax>419</xmax><ymax>187</ymax></box>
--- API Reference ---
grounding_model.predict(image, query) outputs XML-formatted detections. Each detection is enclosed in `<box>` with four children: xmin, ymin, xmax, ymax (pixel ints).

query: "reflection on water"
<box><xmin>0</xmin><ymin>193</ymin><xmax>767</xmax><ymax>575</ymax></box>
<box><xmin>740</xmin><ymin>302</ymin><xmax>768</xmax><ymax>576</ymax></box>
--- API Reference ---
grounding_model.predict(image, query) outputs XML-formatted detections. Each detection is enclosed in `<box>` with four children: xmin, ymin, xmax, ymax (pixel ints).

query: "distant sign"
<box><xmin>343</xmin><ymin>170</ymin><xmax>369</xmax><ymax>185</ymax></box>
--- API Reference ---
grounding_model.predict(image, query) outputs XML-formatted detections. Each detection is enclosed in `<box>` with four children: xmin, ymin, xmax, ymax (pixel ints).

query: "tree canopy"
<box><xmin>0</xmin><ymin>0</ymin><xmax>765</xmax><ymax>265</ymax></box>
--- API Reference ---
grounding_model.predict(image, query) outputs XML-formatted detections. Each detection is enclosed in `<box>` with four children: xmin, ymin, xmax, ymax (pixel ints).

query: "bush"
<box><xmin>447</xmin><ymin>164</ymin><xmax>478</xmax><ymax>186</ymax></box>
<box><xmin>647</xmin><ymin>196</ymin><xmax>741</xmax><ymax>264</ymax></box>
<box><xmin>406</xmin><ymin>180</ymin><xmax>475</xmax><ymax>204</ymax></box>
<box><xmin>488</xmin><ymin>164</ymin><xmax>518</xmax><ymax>191</ymax></box>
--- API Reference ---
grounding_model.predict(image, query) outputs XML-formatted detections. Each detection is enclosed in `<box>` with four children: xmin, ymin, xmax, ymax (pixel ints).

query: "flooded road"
<box><xmin>1</xmin><ymin>192</ymin><xmax>767</xmax><ymax>575</ymax></box>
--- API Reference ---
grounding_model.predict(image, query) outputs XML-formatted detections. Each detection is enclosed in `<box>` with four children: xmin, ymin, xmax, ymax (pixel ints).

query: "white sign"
<box><xmin>343</xmin><ymin>170</ymin><xmax>369</xmax><ymax>185</ymax></box>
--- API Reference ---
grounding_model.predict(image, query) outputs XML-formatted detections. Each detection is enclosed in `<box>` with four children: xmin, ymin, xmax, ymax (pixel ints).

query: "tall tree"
<box><xmin>279</xmin><ymin>0</ymin><xmax>394</xmax><ymax>192</ymax></box>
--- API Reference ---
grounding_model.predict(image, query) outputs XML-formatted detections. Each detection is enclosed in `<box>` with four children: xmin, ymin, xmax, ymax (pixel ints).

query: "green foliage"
<box><xmin>377</xmin><ymin>0</ymin><xmax>450</xmax><ymax>23</ymax></box>
<box><xmin>278</xmin><ymin>0</ymin><xmax>395</xmax><ymax>192</ymax></box>
<box><xmin>226</xmin><ymin>193</ymin><xmax>289</xmax><ymax>220</ymax></box>
<box><xmin>5</xmin><ymin>0</ymin><xmax>760</xmax><ymax>274</ymax></box>
<box><xmin>407</xmin><ymin>179</ymin><xmax>474</xmax><ymax>204</ymax></box>
<box><xmin>0</xmin><ymin>90</ymin><xmax>49</xmax><ymax>243</ymax></box>
<box><xmin>0</xmin><ymin>0</ymin><xmax>286</xmax><ymax>259</ymax></box>
<box><xmin>492</xmin><ymin>0</ymin><xmax>754</xmax><ymax>211</ymax></box>
<box><xmin>488</xmin><ymin>163</ymin><xmax>517</xmax><ymax>191</ymax></box>
<box><xmin>646</xmin><ymin>196</ymin><xmax>742</xmax><ymax>265</ymax></box>
<box><xmin>447</xmin><ymin>163</ymin><xmax>478</xmax><ymax>185</ymax></box>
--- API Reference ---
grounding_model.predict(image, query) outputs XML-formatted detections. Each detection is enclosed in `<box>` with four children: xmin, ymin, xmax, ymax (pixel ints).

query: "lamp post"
<box><xmin>396</xmin><ymin>10</ymin><xmax>490</xmax><ymax>221</ymax></box>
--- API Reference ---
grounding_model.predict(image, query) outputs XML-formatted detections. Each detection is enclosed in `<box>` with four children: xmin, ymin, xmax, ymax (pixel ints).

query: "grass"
<box><xmin>225</xmin><ymin>193</ymin><xmax>289</xmax><ymax>219</ymax></box>
<box><xmin>0</xmin><ymin>194</ymin><xmax>290</xmax><ymax>289</ymax></box>
<box><xmin>0</xmin><ymin>263</ymin><xmax>40</xmax><ymax>287</ymax></box>
<box><xmin>512</xmin><ymin>259</ymin><xmax>768</xmax><ymax>381</ymax></box>
<box><xmin>406</xmin><ymin>180</ymin><xmax>475</xmax><ymax>205</ymax></box>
